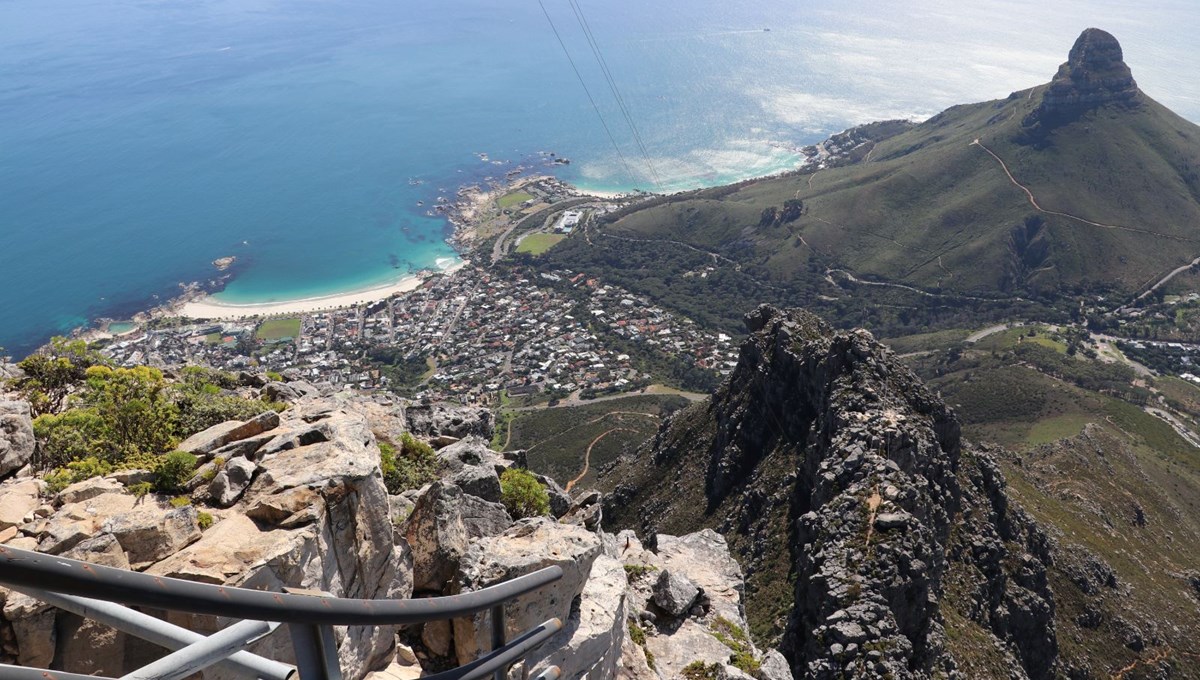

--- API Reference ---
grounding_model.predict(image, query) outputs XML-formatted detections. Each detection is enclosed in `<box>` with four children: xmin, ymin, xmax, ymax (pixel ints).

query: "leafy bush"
<box><xmin>628</xmin><ymin>619</ymin><xmax>647</xmax><ymax>646</ymax></box>
<box><xmin>33</xmin><ymin>409</ymin><xmax>106</xmax><ymax>469</ymax></box>
<box><xmin>710</xmin><ymin>616</ymin><xmax>759</xmax><ymax>675</ymax></box>
<box><xmin>499</xmin><ymin>468</ymin><xmax>550</xmax><ymax>519</ymax></box>
<box><xmin>379</xmin><ymin>435</ymin><xmax>440</xmax><ymax>494</ymax></box>
<box><xmin>127</xmin><ymin>481</ymin><xmax>153</xmax><ymax>497</ymax></box>
<box><xmin>681</xmin><ymin>661</ymin><xmax>721</xmax><ymax>680</ymax></box>
<box><xmin>81</xmin><ymin>366</ymin><xmax>179</xmax><ymax>459</ymax></box>
<box><xmin>43</xmin><ymin>456</ymin><xmax>114</xmax><ymax>494</ymax></box>
<box><xmin>624</xmin><ymin>564</ymin><xmax>658</xmax><ymax>581</ymax></box>
<box><xmin>155</xmin><ymin>451</ymin><xmax>197</xmax><ymax>494</ymax></box>
<box><xmin>265</xmin><ymin>371</ymin><xmax>284</xmax><ymax>382</ymax></box>
<box><xmin>169</xmin><ymin>496</ymin><xmax>192</xmax><ymax>508</ymax></box>
<box><xmin>197</xmin><ymin>511</ymin><xmax>214</xmax><ymax>530</ymax></box>
<box><xmin>8</xmin><ymin>337</ymin><xmax>107</xmax><ymax>416</ymax></box>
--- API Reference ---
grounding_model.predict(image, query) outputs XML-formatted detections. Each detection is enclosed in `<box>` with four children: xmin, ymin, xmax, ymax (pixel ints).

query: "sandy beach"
<box><xmin>178</xmin><ymin>260</ymin><xmax>468</xmax><ymax>320</ymax></box>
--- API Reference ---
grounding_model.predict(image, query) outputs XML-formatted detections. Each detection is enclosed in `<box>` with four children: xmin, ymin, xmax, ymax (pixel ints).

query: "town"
<box><xmin>97</xmin><ymin>261</ymin><xmax>739</xmax><ymax>405</ymax></box>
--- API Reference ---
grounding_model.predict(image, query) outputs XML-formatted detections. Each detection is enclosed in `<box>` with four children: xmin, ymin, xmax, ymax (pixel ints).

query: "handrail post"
<box><xmin>491</xmin><ymin>604</ymin><xmax>506</xmax><ymax>680</ymax></box>
<box><xmin>285</xmin><ymin>587</ymin><xmax>343</xmax><ymax>680</ymax></box>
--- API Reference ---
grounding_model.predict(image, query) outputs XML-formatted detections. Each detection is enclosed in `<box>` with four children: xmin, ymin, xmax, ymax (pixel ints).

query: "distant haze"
<box><xmin>1</xmin><ymin>0</ymin><xmax>1196</xmax><ymax>357</ymax></box>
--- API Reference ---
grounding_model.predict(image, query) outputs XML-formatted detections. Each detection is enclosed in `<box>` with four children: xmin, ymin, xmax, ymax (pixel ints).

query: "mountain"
<box><xmin>599</xmin><ymin>306</ymin><xmax>1200</xmax><ymax>678</ymax></box>
<box><xmin>546</xmin><ymin>29</ymin><xmax>1200</xmax><ymax>331</ymax></box>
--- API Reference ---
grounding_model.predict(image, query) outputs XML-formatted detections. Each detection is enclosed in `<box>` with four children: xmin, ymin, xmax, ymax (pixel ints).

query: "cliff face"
<box><xmin>1028</xmin><ymin>28</ymin><xmax>1140</xmax><ymax>128</ymax></box>
<box><xmin>603</xmin><ymin>306</ymin><xmax>1058</xmax><ymax>678</ymax></box>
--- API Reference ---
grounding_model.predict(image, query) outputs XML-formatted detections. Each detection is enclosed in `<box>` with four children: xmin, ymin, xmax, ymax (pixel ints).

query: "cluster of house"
<box><xmin>98</xmin><ymin>264</ymin><xmax>738</xmax><ymax>404</ymax></box>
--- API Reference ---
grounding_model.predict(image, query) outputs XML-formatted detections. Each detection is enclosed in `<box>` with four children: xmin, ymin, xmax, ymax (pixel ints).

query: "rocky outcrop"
<box><xmin>602</xmin><ymin>306</ymin><xmax>1059</xmax><ymax>679</ymax></box>
<box><xmin>1028</xmin><ymin>28</ymin><xmax>1139</xmax><ymax>127</ymax></box>
<box><xmin>0</xmin><ymin>400</ymin><xmax>34</xmax><ymax>478</ymax></box>
<box><xmin>404</xmin><ymin>402</ymin><xmax>495</xmax><ymax>441</ymax></box>
<box><xmin>1</xmin><ymin>400</ymin><xmax>411</xmax><ymax>680</ymax></box>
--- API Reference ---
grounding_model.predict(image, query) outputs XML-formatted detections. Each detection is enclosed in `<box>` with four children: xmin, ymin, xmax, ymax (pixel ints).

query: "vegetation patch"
<box><xmin>499</xmin><ymin>468</ymin><xmax>550</xmax><ymax>519</ymax></box>
<box><xmin>515</xmin><ymin>233</ymin><xmax>565</xmax><ymax>255</ymax></box>
<box><xmin>255</xmin><ymin>318</ymin><xmax>301</xmax><ymax>341</ymax></box>
<box><xmin>498</xmin><ymin>190</ymin><xmax>535</xmax><ymax>210</ymax></box>
<box><xmin>379</xmin><ymin>434</ymin><xmax>440</xmax><ymax>494</ymax></box>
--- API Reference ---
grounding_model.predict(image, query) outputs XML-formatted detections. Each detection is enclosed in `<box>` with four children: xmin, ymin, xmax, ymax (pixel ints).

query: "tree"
<box><xmin>500</xmin><ymin>469</ymin><xmax>550</xmax><ymax>519</ymax></box>
<box><xmin>80</xmin><ymin>365</ymin><xmax>179</xmax><ymax>460</ymax></box>
<box><xmin>9</xmin><ymin>337</ymin><xmax>107</xmax><ymax>416</ymax></box>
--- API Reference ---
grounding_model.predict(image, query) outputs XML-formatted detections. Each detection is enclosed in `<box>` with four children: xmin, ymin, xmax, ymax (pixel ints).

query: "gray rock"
<box><xmin>653</xmin><ymin>568</ymin><xmax>701</xmax><ymax>618</ymax></box>
<box><xmin>458</xmin><ymin>493</ymin><xmax>512</xmax><ymax>538</ymax></box>
<box><xmin>61</xmin><ymin>533</ymin><xmax>131</xmax><ymax>570</ymax></box>
<box><xmin>57</xmin><ymin>476</ymin><xmax>125</xmax><ymax>506</ymax></box>
<box><xmin>757</xmin><ymin>650</ymin><xmax>794</xmax><ymax>680</ymax></box>
<box><xmin>403</xmin><ymin>481</ymin><xmax>471</xmax><ymax>593</ymax></box>
<box><xmin>525</xmin><ymin>554</ymin><xmax>628</xmax><ymax>680</ymax></box>
<box><xmin>536</xmin><ymin>474</ymin><xmax>571</xmax><ymax>518</ymax></box>
<box><xmin>0</xmin><ymin>400</ymin><xmax>35</xmax><ymax>478</ymax></box>
<box><xmin>436</xmin><ymin>436</ymin><xmax>491</xmax><ymax>473</ymax></box>
<box><xmin>405</xmin><ymin>402</ymin><xmax>494</xmax><ymax>440</ymax></box>
<box><xmin>102</xmin><ymin>504</ymin><xmax>202</xmax><ymax>567</ymax></box>
<box><xmin>177</xmin><ymin>411</ymin><xmax>280</xmax><ymax>456</ymax></box>
<box><xmin>451</xmin><ymin>518</ymin><xmax>602</xmax><ymax>666</ymax></box>
<box><xmin>451</xmin><ymin>464</ymin><xmax>501</xmax><ymax>503</ymax></box>
<box><xmin>208</xmin><ymin>456</ymin><xmax>259</xmax><ymax>507</ymax></box>
<box><xmin>873</xmin><ymin>512</ymin><xmax>911</xmax><ymax>531</ymax></box>
<box><xmin>264</xmin><ymin>381</ymin><xmax>302</xmax><ymax>403</ymax></box>
<box><xmin>0</xmin><ymin>479</ymin><xmax>40</xmax><ymax>530</ymax></box>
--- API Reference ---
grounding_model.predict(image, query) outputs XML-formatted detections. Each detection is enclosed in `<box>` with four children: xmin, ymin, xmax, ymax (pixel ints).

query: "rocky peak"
<box><xmin>1030</xmin><ymin>28</ymin><xmax>1139</xmax><ymax>126</ymax></box>
<box><xmin>603</xmin><ymin>306</ymin><xmax>1060</xmax><ymax>678</ymax></box>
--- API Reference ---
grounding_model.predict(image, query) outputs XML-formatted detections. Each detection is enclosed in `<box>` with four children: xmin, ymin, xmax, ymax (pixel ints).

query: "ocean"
<box><xmin>2</xmin><ymin>0</ymin><xmax>1198</xmax><ymax>358</ymax></box>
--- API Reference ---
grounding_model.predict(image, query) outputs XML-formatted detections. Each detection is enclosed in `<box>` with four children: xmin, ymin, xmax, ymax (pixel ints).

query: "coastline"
<box><xmin>175</xmin><ymin>260</ymin><xmax>468</xmax><ymax>321</ymax></box>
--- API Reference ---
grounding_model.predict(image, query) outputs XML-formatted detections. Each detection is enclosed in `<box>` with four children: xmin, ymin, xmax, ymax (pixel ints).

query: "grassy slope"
<box><xmin>602</xmin><ymin>88</ymin><xmax>1200</xmax><ymax>297</ymax></box>
<box><xmin>894</xmin><ymin>328</ymin><xmax>1200</xmax><ymax>677</ymax></box>
<box><xmin>505</xmin><ymin>394</ymin><xmax>689</xmax><ymax>487</ymax></box>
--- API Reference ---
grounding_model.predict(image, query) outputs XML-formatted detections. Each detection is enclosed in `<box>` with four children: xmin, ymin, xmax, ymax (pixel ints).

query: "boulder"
<box><xmin>207</xmin><ymin>456</ymin><xmax>259</xmax><ymax>507</ymax></box>
<box><xmin>451</xmin><ymin>518</ymin><xmax>603</xmax><ymax>666</ymax></box>
<box><xmin>656</xmin><ymin>530</ymin><xmax>745</xmax><ymax>624</ymax></box>
<box><xmin>264</xmin><ymin>381</ymin><xmax>302</xmax><ymax>402</ymax></box>
<box><xmin>436</xmin><ymin>436</ymin><xmax>492</xmax><ymax>473</ymax></box>
<box><xmin>758</xmin><ymin>650</ymin><xmax>794</xmax><ymax>680</ymax></box>
<box><xmin>36</xmin><ymin>492</ymin><xmax>138</xmax><ymax>554</ymax></box>
<box><xmin>56</xmin><ymin>476</ymin><xmax>124</xmax><ymax>506</ymax></box>
<box><xmin>0</xmin><ymin>479</ymin><xmax>40</xmax><ymax>530</ymax></box>
<box><xmin>451</xmin><ymin>464</ymin><xmax>501</xmax><ymax>503</ymax></box>
<box><xmin>3</xmin><ymin>592</ymin><xmax>54</xmax><ymax>668</ymax></box>
<box><xmin>458</xmin><ymin>494</ymin><xmax>512</xmax><ymax>539</ymax></box>
<box><xmin>403</xmin><ymin>481</ymin><xmax>471</xmax><ymax>593</ymax></box>
<box><xmin>102</xmin><ymin>504</ymin><xmax>202</xmax><ymax>568</ymax></box>
<box><xmin>61</xmin><ymin>533</ymin><xmax>131</xmax><ymax>570</ymax></box>
<box><xmin>653</xmin><ymin>569</ymin><xmax>701</xmax><ymax>618</ymax></box>
<box><xmin>536</xmin><ymin>474</ymin><xmax>571</xmax><ymax>518</ymax></box>
<box><xmin>0</xmin><ymin>400</ymin><xmax>34</xmax><ymax>478</ymax></box>
<box><xmin>177</xmin><ymin>411</ymin><xmax>281</xmax><ymax>456</ymax></box>
<box><xmin>524</xmin><ymin>555</ymin><xmax>628</xmax><ymax>680</ymax></box>
<box><xmin>53</xmin><ymin>613</ymin><xmax>125</xmax><ymax>676</ymax></box>
<box><xmin>404</xmin><ymin>403</ymin><xmax>494</xmax><ymax>440</ymax></box>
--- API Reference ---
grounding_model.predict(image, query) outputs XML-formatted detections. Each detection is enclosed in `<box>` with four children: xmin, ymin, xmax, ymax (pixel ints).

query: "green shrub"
<box><xmin>43</xmin><ymin>456</ymin><xmax>114</xmax><ymax>494</ymax></box>
<box><xmin>127</xmin><ymin>481</ymin><xmax>153</xmax><ymax>497</ymax></box>
<box><xmin>379</xmin><ymin>435</ymin><xmax>439</xmax><ymax>494</ymax></box>
<box><xmin>155</xmin><ymin>451</ymin><xmax>197</xmax><ymax>494</ymax></box>
<box><xmin>197</xmin><ymin>511</ymin><xmax>214</xmax><ymax>530</ymax></box>
<box><xmin>710</xmin><ymin>616</ymin><xmax>759</xmax><ymax>675</ymax></box>
<box><xmin>265</xmin><ymin>371</ymin><xmax>284</xmax><ymax>382</ymax></box>
<box><xmin>499</xmin><ymin>468</ymin><xmax>550</xmax><ymax>519</ymax></box>
<box><xmin>644</xmin><ymin>649</ymin><xmax>656</xmax><ymax>671</ymax></box>
<box><xmin>32</xmin><ymin>410</ymin><xmax>106</xmax><ymax>469</ymax></box>
<box><xmin>628</xmin><ymin>619</ymin><xmax>647</xmax><ymax>646</ymax></box>
<box><xmin>681</xmin><ymin>661</ymin><xmax>721</xmax><ymax>680</ymax></box>
<box><xmin>624</xmin><ymin>564</ymin><xmax>658</xmax><ymax>581</ymax></box>
<box><xmin>169</xmin><ymin>496</ymin><xmax>192</xmax><ymax>508</ymax></box>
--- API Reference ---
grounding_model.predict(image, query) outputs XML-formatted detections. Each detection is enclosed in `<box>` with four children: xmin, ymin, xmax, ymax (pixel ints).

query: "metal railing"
<box><xmin>0</xmin><ymin>544</ymin><xmax>564</xmax><ymax>680</ymax></box>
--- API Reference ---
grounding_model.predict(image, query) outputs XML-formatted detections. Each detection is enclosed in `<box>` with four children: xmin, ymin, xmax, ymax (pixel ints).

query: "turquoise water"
<box><xmin>3</xmin><ymin>0</ymin><xmax>1198</xmax><ymax>357</ymax></box>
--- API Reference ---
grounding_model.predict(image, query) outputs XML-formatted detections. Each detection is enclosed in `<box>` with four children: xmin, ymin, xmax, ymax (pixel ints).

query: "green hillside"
<box><xmin>546</xmin><ymin>30</ymin><xmax>1200</xmax><ymax>332</ymax></box>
